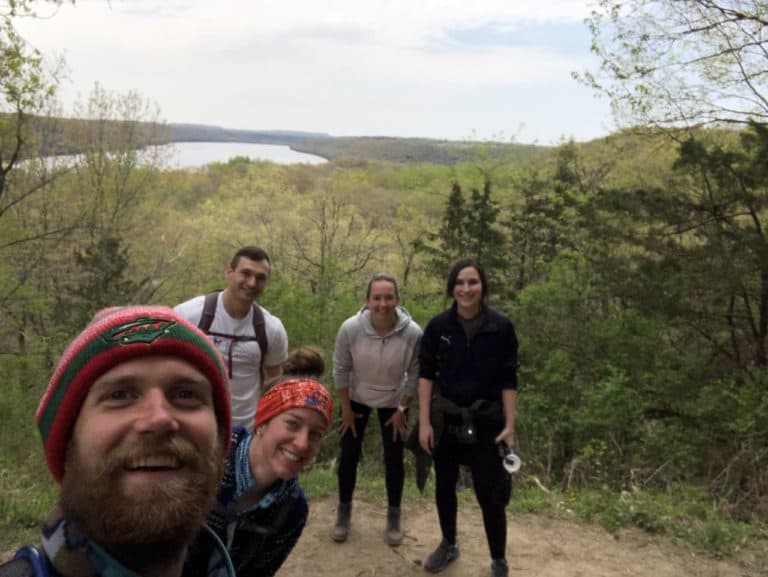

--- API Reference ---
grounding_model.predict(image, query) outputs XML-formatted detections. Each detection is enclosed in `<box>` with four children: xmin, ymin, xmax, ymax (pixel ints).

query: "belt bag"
<box><xmin>433</xmin><ymin>395</ymin><xmax>502</xmax><ymax>445</ymax></box>
<box><xmin>448</xmin><ymin>422</ymin><xmax>477</xmax><ymax>445</ymax></box>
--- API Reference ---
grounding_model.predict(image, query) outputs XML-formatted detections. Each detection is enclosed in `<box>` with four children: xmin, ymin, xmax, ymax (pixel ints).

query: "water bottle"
<box><xmin>501</xmin><ymin>446</ymin><xmax>521</xmax><ymax>474</ymax></box>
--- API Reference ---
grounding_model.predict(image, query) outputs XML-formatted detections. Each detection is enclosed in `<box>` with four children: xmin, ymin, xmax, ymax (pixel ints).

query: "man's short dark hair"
<box><xmin>231</xmin><ymin>246</ymin><xmax>270</xmax><ymax>269</ymax></box>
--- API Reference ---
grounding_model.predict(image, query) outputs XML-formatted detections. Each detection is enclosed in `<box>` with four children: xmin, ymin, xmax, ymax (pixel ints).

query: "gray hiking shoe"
<box><xmin>331</xmin><ymin>501</ymin><xmax>351</xmax><ymax>542</ymax></box>
<box><xmin>385</xmin><ymin>506</ymin><xmax>403</xmax><ymax>546</ymax></box>
<box><xmin>423</xmin><ymin>539</ymin><xmax>459</xmax><ymax>573</ymax></box>
<box><xmin>490</xmin><ymin>558</ymin><xmax>509</xmax><ymax>577</ymax></box>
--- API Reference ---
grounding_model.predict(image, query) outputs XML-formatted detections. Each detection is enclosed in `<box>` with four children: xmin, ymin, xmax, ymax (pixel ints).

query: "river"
<box><xmin>165</xmin><ymin>141</ymin><xmax>326</xmax><ymax>168</ymax></box>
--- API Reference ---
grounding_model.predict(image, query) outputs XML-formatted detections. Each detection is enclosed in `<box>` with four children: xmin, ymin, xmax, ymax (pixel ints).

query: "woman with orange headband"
<box><xmin>187</xmin><ymin>347</ymin><xmax>333</xmax><ymax>577</ymax></box>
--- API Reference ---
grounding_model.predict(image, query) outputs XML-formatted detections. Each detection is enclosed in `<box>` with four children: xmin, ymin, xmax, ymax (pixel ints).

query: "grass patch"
<box><xmin>507</xmin><ymin>481</ymin><xmax>767</xmax><ymax>569</ymax></box>
<box><xmin>0</xmin><ymin>463</ymin><xmax>57</xmax><ymax>556</ymax></box>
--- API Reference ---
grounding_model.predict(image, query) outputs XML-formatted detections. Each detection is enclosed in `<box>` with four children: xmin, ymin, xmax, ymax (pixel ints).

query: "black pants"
<box><xmin>337</xmin><ymin>400</ymin><xmax>405</xmax><ymax>508</ymax></box>
<box><xmin>433</xmin><ymin>418</ymin><xmax>511</xmax><ymax>560</ymax></box>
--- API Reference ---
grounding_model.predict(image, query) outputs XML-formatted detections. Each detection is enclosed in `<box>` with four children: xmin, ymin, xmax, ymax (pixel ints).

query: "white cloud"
<box><xmin>14</xmin><ymin>0</ymin><xmax>612</xmax><ymax>143</ymax></box>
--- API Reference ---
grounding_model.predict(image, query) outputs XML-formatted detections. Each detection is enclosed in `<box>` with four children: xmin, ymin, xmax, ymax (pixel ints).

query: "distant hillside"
<box><xmin>167</xmin><ymin>125</ymin><xmax>548</xmax><ymax>165</ymax></box>
<box><xmin>6</xmin><ymin>114</ymin><xmax>549</xmax><ymax>166</ymax></box>
<box><xmin>290</xmin><ymin>135</ymin><xmax>547</xmax><ymax>165</ymax></box>
<box><xmin>167</xmin><ymin>123</ymin><xmax>330</xmax><ymax>146</ymax></box>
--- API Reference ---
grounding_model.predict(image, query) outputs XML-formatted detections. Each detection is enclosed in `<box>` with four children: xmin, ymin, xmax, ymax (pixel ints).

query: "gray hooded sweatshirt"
<box><xmin>333</xmin><ymin>306</ymin><xmax>422</xmax><ymax>408</ymax></box>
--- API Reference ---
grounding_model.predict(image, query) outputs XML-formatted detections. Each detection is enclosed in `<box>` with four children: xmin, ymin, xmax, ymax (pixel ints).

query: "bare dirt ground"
<box><xmin>276</xmin><ymin>497</ymin><xmax>764</xmax><ymax>577</ymax></box>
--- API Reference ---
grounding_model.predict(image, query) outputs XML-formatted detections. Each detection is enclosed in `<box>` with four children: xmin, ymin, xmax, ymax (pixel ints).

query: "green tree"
<box><xmin>581</xmin><ymin>0</ymin><xmax>768</xmax><ymax>129</ymax></box>
<box><xmin>1</xmin><ymin>84</ymin><xmax>166</xmax><ymax>366</ymax></box>
<box><xmin>55</xmin><ymin>84</ymin><xmax>165</xmax><ymax>328</ymax></box>
<box><xmin>465</xmin><ymin>175</ymin><xmax>506</xmax><ymax>278</ymax></box>
<box><xmin>621</xmin><ymin>123</ymin><xmax>768</xmax><ymax>369</ymax></box>
<box><xmin>1</xmin><ymin>0</ymin><xmax>71</xmax><ymax>197</ymax></box>
<box><xmin>422</xmin><ymin>176</ymin><xmax>507</xmax><ymax>293</ymax></box>
<box><xmin>1</xmin><ymin>0</ymin><xmax>77</xmax><ymax>380</ymax></box>
<box><xmin>281</xmin><ymin>180</ymin><xmax>379</xmax><ymax>346</ymax></box>
<box><xmin>436</xmin><ymin>181</ymin><xmax>468</xmax><ymax>258</ymax></box>
<box><xmin>505</xmin><ymin>169</ymin><xmax>564</xmax><ymax>292</ymax></box>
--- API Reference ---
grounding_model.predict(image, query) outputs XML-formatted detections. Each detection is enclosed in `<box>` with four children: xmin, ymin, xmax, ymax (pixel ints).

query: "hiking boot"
<box><xmin>490</xmin><ymin>558</ymin><xmax>509</xmax><ymax>577</ymax></box>
<box><xmin>423</xmin><ymin>539</ymin><xmax>459</xmax><ymax>573</ymax></box>
<box><xmin>385</xmin><ymin>506</ymin><xmax>403</xmax><ymax>546</ymax></box>
<box><xmin>331</xmin><ymin>501</ymin><xmax>351</xmax><ymax>542</ymax></box>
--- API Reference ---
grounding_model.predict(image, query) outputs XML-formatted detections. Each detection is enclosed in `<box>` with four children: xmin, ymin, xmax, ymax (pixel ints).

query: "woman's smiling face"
<box><xmin>254</xmin><ymin>407</ymin><xmax>326</xmax><ymax>482</ymax></box>
<box><xmin>452</xmin><ymin>266</ymin><xmax>483</xmax><ymax>316</ymax></box>
<box><xmin>366</xmin><ymin>279</ymin><xmax>399</xmax><ymax>329</ymax></box>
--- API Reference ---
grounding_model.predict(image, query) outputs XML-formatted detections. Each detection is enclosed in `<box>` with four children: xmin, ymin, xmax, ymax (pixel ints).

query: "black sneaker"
<box><xmin>423</xmin><ymin>539</ymin><xmax>460</xmax><ymax>573</ymax></box>
<box><xmin>331</xmin><ymin>502</ymin><xmax>351</xmax><ymax>542</ymax></box>
<box><xmin>490</xmin><ymin>558</ymin><xmax>509</xmax><ymax>577</ymax></box>
<box><xmin>385</xmin><ymin>506</ymin><xmax>403</xmax><ymax>546</ymax></box>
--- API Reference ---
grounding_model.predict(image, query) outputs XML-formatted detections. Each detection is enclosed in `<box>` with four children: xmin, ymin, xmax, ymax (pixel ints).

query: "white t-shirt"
<box><xmin>174</xmin><ymin>294</ymin><xmax>288</xmax><ymax>431</ymax></box>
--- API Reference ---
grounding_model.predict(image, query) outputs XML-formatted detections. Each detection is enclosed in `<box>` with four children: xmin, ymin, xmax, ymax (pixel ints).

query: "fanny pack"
<box><xmin>432</xmin><ymin>395</ymin><xmax>502</xmax><ymax>445</ymax></box>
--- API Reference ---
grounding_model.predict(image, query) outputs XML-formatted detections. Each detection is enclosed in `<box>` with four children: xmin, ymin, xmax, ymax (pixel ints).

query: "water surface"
<box><xmin>166</xmin><ymin>141</ymin><xmax>326</xmax><ymax>168</ymax></box>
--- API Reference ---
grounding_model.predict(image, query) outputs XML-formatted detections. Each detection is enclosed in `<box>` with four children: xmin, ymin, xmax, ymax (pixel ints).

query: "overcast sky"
<box><xmin>16</xmin><ymin>0</ymin><xmax>614</xmax><ymax>145</ymax></box>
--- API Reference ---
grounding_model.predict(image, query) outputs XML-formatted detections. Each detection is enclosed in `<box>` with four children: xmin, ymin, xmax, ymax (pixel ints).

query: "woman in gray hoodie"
<box><xmin>331</xmin><ymin>273</ymin><xmax>422</xmax><ymax>546</ymax></box>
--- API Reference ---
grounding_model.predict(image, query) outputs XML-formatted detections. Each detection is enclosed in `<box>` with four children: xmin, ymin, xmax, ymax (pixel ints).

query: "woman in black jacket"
<box><xmin>418</xmin><ymin>258</ymin><xmax>519</xmax><ymax>577</ymax></box>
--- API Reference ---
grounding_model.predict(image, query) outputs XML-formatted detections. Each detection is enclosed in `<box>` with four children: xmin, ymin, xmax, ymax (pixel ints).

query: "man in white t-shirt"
<box><xmin>175</xmin><ymin>246</ymin><xmax>288</xmax><ymax>431</ymax></box>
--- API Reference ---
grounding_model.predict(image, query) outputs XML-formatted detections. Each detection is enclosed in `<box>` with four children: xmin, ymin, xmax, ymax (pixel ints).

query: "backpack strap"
<box><xmin>198</xmin><ymin>291</ymin><xmax>220</xmax><ymax>334</ymax></box>
<box><xmin>0</xmin><ymin>560</ymin><xmax>34</xmax><ymax>577</ymax></box>
<box><xmin>249</xmin><ymin>302</ymin><xmax>268</xmax><ymax>363</ymax></box>
<box><xmin>0</xmin><ymin>547</ymin><xmax>48</xmax><ymax>577</ymax></box>
<box><xmin>197</xmin><ymin>291</ymin><xmax>269</xmax><ymax>381</ymax></box>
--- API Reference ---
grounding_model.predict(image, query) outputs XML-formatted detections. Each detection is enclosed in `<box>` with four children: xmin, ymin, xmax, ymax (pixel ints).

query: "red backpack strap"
<box><xmin>198</xmin><ymin>291</ymin><xmax>221</xmax><ymax>333</ymax></box>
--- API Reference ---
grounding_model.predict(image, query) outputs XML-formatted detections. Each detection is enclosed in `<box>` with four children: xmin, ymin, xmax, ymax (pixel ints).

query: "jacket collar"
<box><xmin>41</xmin><ymin>507</ymin><xmax>140</xmax><ymax>577</ymax></box>
<box><xmin>40</xmin><ymin>507</ymin><xmax>235</xmax><ymax>577</ymax></box>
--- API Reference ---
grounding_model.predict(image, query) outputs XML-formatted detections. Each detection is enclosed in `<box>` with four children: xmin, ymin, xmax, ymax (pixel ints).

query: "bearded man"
<box><xmin>1</xmin><ymin>306</ymin><xmax>235</xmax><ymax>577</ymax></box>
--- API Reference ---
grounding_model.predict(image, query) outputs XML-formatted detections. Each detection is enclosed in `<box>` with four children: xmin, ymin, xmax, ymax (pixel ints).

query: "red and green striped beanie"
<box><xmin>36</xmin><ymin>306</ymin><xmax>232</xmax><ymax>483</ymax></box>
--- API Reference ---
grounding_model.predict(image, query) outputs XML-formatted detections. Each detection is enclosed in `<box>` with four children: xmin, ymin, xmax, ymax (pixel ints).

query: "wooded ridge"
<box><xmin>2</xmin><ymin>113</ymin><xmax>548</xmax><ymax>165</ymax></box>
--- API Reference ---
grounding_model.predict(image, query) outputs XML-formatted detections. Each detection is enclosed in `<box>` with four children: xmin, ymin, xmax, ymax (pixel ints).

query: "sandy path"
<box><xmin>276</xmin><ymin>497</ymin><xmax>763</xmax><ymax>577</ymax></box>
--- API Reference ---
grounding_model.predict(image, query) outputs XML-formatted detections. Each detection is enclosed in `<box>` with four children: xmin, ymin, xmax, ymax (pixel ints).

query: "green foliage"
<box><xmin>0</xmin><ymin>356</ymin><xmax>58</xmax><ymax>549</ymax></box>
<box><xmin>597</xmin><ymin>124</ymin><xmax>768</xmax><ymax>371</ymax></box>
<box><xmin>513</xmin><ymin>252</ymin><xmax>762</xmax><ymax>495</ymax></box>
<box><xmin>581</xmin><ymin>0</ymin><xmax>768</xmax><ymax>129</ymax></box>
<box><xmin>435</xmin><ymin>181</ymin><xmax>467</xmax><ymax>260</ymax></box>
<box><xmin>67</xmin><ymin>236</ymin><xmax>140</xmax><ymax>326</ymax></box>
<box><xmin>509</xmin><ymin>483</ymin><xmax>766</xmax><ymax>566</ymax></box>
<box><xmin>294</xmin><ymin>460</ymin><xmax>337</xmax><ymax>501</ymax></box>
<box><xmin>504</xmin><ymin>168</ymin><xmax>567</xmax><ymax>292</ymax></box>
<box><xmin>291</xmin><ymin>135</ymin><xmax>546</xmax><ymax>165</ymax></box>
<box><xmin>420</xmin><ymin>175</ymin><xmax>507</xmax><ymax>291</ymax></box>
<box><xmin>0</xmin><ymin>357</ymin><xmax>43</xmax><ymax>466</ymax></box>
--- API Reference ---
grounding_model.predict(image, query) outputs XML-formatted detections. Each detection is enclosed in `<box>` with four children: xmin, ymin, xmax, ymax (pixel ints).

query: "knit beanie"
<box><xmin>37</xmin><ymin>305</ymin><xmax>231</xmax><ymax>483</ymax></box>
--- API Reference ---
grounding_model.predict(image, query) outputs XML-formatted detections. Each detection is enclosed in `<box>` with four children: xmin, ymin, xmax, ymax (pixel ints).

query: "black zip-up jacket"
<box><xmin>418</xmin><ymin>304</ymin><xmax>519</xmax><ymax>408</ymax></box>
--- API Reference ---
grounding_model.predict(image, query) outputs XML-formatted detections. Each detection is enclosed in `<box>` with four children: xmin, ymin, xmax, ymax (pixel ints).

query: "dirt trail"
<box><xmin>276</xmin><ymin>497</ymin><xmax>763</xmax><ymax>577</ymax></box>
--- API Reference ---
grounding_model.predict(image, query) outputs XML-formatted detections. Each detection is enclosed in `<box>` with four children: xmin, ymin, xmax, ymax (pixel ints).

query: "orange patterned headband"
<box><xmin>254</xmin><ymin>378</ymin><xmax>333</xmax><ymax>430</ymax></box>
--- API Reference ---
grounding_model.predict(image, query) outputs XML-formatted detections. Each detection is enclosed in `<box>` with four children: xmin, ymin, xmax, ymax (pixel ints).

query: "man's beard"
<box><xmin>60</xmin><ymin>432</ymin><xmax>223</xmax><ymax>569</ymax></box>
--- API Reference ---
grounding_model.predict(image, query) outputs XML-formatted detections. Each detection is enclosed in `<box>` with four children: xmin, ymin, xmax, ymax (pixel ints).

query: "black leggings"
<box><xmin>337</xmin><ymin>400</ymin><xmax>405</xmax><ymax>507</ymax></box>
<box><xmin>433</xmin><ymin>422</ymin><xmax>511</xmax><ymax>560</ymax></box>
